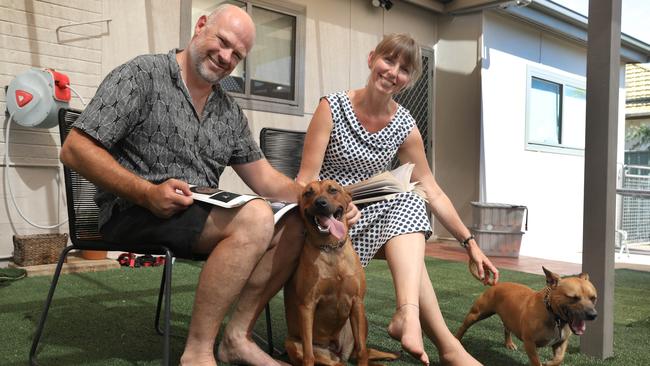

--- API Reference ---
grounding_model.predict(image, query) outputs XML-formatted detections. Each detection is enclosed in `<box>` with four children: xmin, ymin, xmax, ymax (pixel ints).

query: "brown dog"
<box><xmin>284</xmin><ymin>180</ymin><xmax>398</xmax><ymax>366</ymax></box>
<box><xmin>455</xmin><ymin>267</ymin><xmax>598</xmax><ymax>366</ymax></box>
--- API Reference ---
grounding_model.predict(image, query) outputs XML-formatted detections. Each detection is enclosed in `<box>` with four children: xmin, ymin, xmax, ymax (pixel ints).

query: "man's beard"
<box><xmin>188</xmin><ymin>44</ymin><xmax>223</xmax><ymax>84</ymax></box>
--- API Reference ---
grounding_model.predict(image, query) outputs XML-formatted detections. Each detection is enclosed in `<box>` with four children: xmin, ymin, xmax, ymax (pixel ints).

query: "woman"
<box><xmin>296</xmin><ymin>33</ymin><xmax>499</xmax><ymax>365</ymax></box>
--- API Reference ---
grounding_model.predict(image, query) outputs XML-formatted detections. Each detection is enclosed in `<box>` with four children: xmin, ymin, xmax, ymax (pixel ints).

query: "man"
<box><xmin>60</xmin><ymin>5</ymin><xmax>303</xmax><ymax>365</ymax></box>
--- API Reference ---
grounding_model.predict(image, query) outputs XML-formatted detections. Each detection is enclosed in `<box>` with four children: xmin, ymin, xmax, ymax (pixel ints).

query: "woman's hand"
<box><xmin>346</xmin><ymin>202</ymin><xmax>361</xmax><ymax>226</ymax></box>
<box><xmin>467</xmin><ymin>243</ymin><xmax>499</xmax><ymax>286</ymax></box>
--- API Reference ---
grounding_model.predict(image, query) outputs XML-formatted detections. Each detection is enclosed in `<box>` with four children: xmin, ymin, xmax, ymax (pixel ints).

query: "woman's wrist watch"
<box><xmin>459</xmin><ymin>234</ymin><xmax>475</xmax><ymax>249</ymax></box>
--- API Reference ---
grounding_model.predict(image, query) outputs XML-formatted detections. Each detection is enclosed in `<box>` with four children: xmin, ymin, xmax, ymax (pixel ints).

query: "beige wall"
<box><xmin>0</xmin><ymin>0</ymin><xmax>438</xmax><ymax>259</ymax></box>
<box><xmin>101</xmin><ymin>0</ymin><xmax>185</xmax><ymax>75</ymax></box>
<box><xmin>221</xmin><ymin>0</ymin><xmax>438</xmax><ymax>192</ymax></box>
<box><xmin>433</xmin><ymin>13</ymin><xmax>482</xmax><ymax>239</ymax></box>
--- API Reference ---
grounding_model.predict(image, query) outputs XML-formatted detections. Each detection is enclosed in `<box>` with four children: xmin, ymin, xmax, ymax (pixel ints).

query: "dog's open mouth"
<box><xmin>313</xmin><ymin>207</ymin><xmax>345</xmax><ymax>240</ymax></box>
<box><xmin>569</xmin><ymin>319</ymin><xmax>586</xmax><ymax>335</ymax></box>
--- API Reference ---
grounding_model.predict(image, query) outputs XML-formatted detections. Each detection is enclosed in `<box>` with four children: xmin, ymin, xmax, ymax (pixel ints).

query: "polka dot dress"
<box><xmin>319</xmin><ymin>92</ymin><xmax>432</xmax><ymax>266</ymax></box>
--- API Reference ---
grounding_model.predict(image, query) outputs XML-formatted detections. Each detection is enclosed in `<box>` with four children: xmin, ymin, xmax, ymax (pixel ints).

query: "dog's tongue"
<box><xmin>571</xmin><ymin>319</ymin><xmax>586</xmax><ymax>335</ymax></box>
<box><xmin>320</xmin><ymin>215</ymin><xmax>345</xmax><ymax>240</ymax></box>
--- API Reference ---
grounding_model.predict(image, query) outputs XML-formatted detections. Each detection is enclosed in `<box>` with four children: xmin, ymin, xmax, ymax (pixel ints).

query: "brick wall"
<box><xmin>1</xmin><ymin>0</ymin><xmax>104</xmax><ymax>259</ymax></box>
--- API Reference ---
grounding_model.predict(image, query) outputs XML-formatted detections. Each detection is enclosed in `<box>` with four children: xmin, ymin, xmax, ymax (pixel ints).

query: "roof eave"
<box><xmin>498</xmin><ymin>0</ymin><xmax>650</xmax><ymax>63</ymax></box>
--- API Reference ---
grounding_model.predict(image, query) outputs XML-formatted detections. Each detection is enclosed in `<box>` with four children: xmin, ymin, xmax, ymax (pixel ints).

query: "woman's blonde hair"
<box><xmin>371</xmin><ymin>33</ymin><xmax>422</xmax><ymax>90</ymax></box>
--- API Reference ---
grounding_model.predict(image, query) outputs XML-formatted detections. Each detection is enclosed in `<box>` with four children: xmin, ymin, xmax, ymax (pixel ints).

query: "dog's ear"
<box><xmin>342</xmin><ymin>187</ymin><xmax>352</xmax><ymax>208</ymax></box>
<box><xmin>578</xmin><ymin>272</ymin><xmax>590</xmax><ymax>281</ymax></box>
<box><xmin>543</xmin><ymin>266</ymin><xmax>561</xmax><ymax>287</ymax></box>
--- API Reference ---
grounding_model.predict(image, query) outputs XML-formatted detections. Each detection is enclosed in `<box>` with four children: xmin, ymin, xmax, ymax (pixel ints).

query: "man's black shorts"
<box><xmin>100</xmin><ymin>202</ymin><xmax>212</xmax><ymax>259</ymax></box>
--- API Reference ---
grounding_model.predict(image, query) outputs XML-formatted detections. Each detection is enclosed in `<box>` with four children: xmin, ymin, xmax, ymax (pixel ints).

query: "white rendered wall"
<box><xmin>480</xmin><ymin>12</ymin><xmax>626</xmax><ymax>261</ymax></box>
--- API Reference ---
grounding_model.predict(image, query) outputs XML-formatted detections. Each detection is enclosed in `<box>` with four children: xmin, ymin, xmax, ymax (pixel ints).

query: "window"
<box><xmin>526</xmin><ymin>66</ymin><xmax>586</xmax><ymax>154</ymax></box>
<box><xmin>191</xmin><ymin>0</ymin><xmax>305</xmax><ymax>115</ymax></box>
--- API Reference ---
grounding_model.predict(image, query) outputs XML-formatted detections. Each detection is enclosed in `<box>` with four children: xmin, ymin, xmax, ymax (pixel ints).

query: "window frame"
<box><xmin>190</xmin><ymin>0</ymin><xmax>306</xmax><ymax>116</ymax></box>
<box><xmin>525</xmin><ymin>65</ymin><xmax>587</xmax><ymax>156</ymax></box>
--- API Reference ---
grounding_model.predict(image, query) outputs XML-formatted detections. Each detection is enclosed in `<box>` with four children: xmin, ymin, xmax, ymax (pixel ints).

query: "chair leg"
<box><xmin>154</xmin><ymin>258</ymin><xmax>169</xmax><ymax>336</ymax></box>
<box><xmin>29</xmin><ymin>245</ymin><xmax>76</xmax><ymax>366</ymax></box>
<box><xmin>155</xmin><ymin>250</ymin><xmax>173</xmax><ymax>366</ymax></box>
<box><xmin>164</xmin><ymin>250</ymin><xmax>173</xmax><ymax>366</ymax></box>
<box><xmin>265</xmin><ymin>303</ymin><xmax>274</xmax><ymax>355</ymax></box>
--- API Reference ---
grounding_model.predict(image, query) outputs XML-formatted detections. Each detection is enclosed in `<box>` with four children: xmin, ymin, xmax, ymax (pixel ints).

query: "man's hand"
<box><xmin>143</xmin><ymin>179</ymin><xmax>194</xmax><ymax>218</ymax></box>
<box><xmin>467</xmin><ymin>243</ymin><xmax>499</xmax><ymax>286</ymax></box>
<box><xmin>346</xmin><ymin>202</ymin><xmax>361</xmax><ymax>226</ymax></box>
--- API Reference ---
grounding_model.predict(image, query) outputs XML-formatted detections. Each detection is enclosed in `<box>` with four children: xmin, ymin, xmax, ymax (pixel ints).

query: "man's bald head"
<box><xmin>205</xmin><ymin>4</ymin><xmax>255</xmax><ymax>53</ymax></box>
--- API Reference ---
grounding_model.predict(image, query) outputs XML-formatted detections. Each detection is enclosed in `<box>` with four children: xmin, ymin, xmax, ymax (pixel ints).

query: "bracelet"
<box><xmin>459</xmin><ymin>234</ymin><xmax>474</xmax><ymax>249</ymax></box>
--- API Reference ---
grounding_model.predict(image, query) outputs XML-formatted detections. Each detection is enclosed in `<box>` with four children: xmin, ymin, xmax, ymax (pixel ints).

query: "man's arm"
<box><xmin>232</xmin><ymin>159</ymin><xmax>302</xmax><ymax>202</ymax></box>
<box><xmin>60</xmin><ymin>128</ymin><xmax>193</xmax><ymax>218</ymax></box>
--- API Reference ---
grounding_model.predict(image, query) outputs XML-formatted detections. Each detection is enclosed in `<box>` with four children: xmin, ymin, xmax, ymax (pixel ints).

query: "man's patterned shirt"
<box><xmin>73</xmin><ymin>49</ymin><xmax>262</xmax><ymax>228</ymax></box>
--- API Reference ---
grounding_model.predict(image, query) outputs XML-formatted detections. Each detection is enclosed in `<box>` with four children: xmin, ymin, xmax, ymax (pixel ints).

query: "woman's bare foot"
<box><xmin>387</xmin><ymin>303</ymin><xmax>429</xmax><ymax>365</ymax></box>
<box><xmin>217</xmin><ymin>330</ymin><xmax>288</xmax><ymax>366</ymax></box>
<box><xmin>439</xmin><ymin>338</ymin><xmax>482</xmax><ymax>366</ymax></box>
<box><xmin>179</xmin><ymin>350</ymin><xmax>217</xmax><ymax>366</ymax></box>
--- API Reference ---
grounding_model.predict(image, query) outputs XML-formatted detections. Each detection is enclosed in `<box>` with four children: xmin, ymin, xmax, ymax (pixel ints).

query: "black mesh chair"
<box><xmin>260</xmin><ymin>127</ymin><xmax>306</xmax><ymax>179</ymax></box>
<box><xmin>30</xmin><ymin>108</ymin><xmax>273</xmax><ymax>366</ymax></box>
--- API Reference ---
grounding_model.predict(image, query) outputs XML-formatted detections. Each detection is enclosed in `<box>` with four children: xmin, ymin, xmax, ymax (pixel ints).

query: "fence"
<box><xmin>619</xmin><ymin>164</ymin><xmax>650</xmax><ymax>247</ymax></box>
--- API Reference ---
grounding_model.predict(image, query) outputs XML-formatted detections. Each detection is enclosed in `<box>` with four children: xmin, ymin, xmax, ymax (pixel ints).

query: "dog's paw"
<box><xmin>504</xmin><ymin>341</ymin><xmax>517</xmax><ymax>350</ymax></box>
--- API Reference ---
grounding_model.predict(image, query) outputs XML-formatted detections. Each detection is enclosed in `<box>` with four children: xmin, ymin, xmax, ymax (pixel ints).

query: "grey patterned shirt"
<box><xmin>73</xmin><ymin>49</ymin><xmax>262</xmax><ymax>228</ymax></box>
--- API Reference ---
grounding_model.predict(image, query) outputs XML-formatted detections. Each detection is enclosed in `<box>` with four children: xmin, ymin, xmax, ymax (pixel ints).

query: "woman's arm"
<box><xmin>397</xmin><ymin>127</ymin><xmax>499</xmax><ymax>285</ymax></box>
<box><xmin>295</xmin><ymin>98</ymin><xmax>334</xmax><ymax>185</ymax></box>
<box><xmin>296</xmin><ymin>98</ymin><xmax>360</xmax><ymax>224</ymax></box>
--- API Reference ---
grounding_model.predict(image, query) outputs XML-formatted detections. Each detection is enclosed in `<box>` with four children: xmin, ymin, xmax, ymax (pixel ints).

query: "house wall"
<box><xmin>1</xmin><ymin>0</ymin><xmax>107</xmax><ymax>260</ymax></box>
<box><xmin>433</xmin><ymin>13</ymin><xmax>482</xmax><ymax>239</ymax></box>
<box><xmin>480</xmin><ymin>12</ymin><xmax>626</xmax><ymax>260</ymax></box>
<box><xmin>0</xmin><ymin>0</ymin><xmax>437</xmax><ymax>260</ymax></box>
<box><xmin>220</xmin><ymin>0</ymin><xmax>438</xmax><ymax>192</ymax></box>
<box><xmin>625</xmin><ymin>63</ymin><xmax>650</xmax><ymax>149</ymax></box>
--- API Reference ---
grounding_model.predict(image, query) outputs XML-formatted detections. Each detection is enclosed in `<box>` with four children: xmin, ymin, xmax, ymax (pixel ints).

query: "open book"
<box><xmin>189</xmin><ymin>186</ymin><xmax>297</xmax><ymax>224</ymax></box>
<box><xmin>345</xmin><ymin>163</ymin><xmax>427</xmax><ymax>205</ymax></box>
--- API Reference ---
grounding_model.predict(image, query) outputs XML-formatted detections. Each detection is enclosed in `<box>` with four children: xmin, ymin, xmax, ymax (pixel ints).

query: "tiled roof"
<box><xmin>626</xmin><ymin>63</ymin><xmax>650</xmax><ymax>114</ymax></box>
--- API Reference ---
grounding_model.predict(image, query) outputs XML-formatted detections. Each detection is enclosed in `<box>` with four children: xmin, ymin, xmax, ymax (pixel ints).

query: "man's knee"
<box><xmin>231</xmin><ymin>199</ymin><xmax>276</xmax><ymax>249</ymax></box>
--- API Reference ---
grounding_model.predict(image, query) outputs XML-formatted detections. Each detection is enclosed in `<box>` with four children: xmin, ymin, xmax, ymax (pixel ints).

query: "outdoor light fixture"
<box><xmin>371</xmin><ymin>0</ymin><xmax>393</xmax><ymax>11</ymax></box>
<box><xmin>449</xmin><ymin>0</ymin><xmax>532</xmax><ymax>15</ymax></box>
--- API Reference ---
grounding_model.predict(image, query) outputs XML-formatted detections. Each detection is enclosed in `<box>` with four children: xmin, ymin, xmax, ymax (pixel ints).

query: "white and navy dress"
<box><xmin>319</xmin><ymin>92</ymin><xmax>432</xmax><ymax>267</ymax></box>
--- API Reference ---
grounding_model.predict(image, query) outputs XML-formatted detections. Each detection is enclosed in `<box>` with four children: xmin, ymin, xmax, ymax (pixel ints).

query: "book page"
<box><xmin>190</xmin><ymin>186</ymin><xmax>261</xmax><ymax>208</ymax></box>
<box><xmin>189</xmin><ymin>186</ymin><xmax>297</xmax><ymax>223</ymax></box>
<box><xmin>267</xmin><ymin>200</ymin><xmax>298</xmax><ymax>224</ymax></box>
<box><xmin>389</xmin><ymin>163</ymin><xmax>414</xmax><ymax>191</ymax></box>
<box><xmin>346</xmin><ymin>171</ymin><xmax>402</xmax><ymax>196</ymax></box>
<box><xmin>344</xmin><ymin>163</ymin><xmax>427</xmax><ymax>204</ymax></box>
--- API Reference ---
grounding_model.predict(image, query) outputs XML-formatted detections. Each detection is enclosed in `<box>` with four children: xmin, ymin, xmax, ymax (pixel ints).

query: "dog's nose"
<box><xmin>586</xmin><ymin>308</ymin><xmax>598</xmax><ymax>321</ymax></box>
<box><xmin>315</xmin><ymin>197</ymin><xmax>328</xmax><ymax>208</ymax></box>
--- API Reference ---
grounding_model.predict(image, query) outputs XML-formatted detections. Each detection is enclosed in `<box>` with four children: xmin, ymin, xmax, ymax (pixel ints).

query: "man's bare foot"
<box><xmin>439</xmin><ymin>338</ymin><xmax>482</xmax><ymax>366</ymax></box>
<box><xmin>217</xmin><ymin>331</ymin><xmax>287</xmax><ymax>366</ymax></box>
<box><xmin>387</xmin><ymin>303</ymin><xmax>429</xmax><ymax>365</ymax></box>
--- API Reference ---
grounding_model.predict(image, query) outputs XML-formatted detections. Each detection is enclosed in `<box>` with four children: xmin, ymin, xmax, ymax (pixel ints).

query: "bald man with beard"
<box><xmin>61</xmin><ymin>5</ymin><xmax>312</xmax><ymax>365</ymax></box>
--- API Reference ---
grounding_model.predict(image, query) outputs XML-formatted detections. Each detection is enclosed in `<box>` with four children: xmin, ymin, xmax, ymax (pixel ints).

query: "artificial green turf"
<box><xmin>0</xmin><ymin>258</ymin><xmax>648</xmax><ymax>365</ymax></box>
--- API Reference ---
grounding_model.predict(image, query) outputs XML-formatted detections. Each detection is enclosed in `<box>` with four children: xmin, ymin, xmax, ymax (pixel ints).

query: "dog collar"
<box><xmin>543</xmin><ymin>286</ymin><xmax>566</xmax><ymax>344</ymax></box>
<box><xmin>319</xmin><ymin>238</ymin><xmax>347</xmax><ymax>252</ymax></box>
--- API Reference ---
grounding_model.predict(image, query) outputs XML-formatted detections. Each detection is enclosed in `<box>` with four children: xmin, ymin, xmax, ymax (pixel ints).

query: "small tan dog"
<box><xmin>456</xmin><ymin>267</ymin><xmax>598</xmax><ymax>366</ymax></box>
<box><xmin>284</xmin><ymin>180</ymin><xmax>398</xmax><ymax>366</ymax></box>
